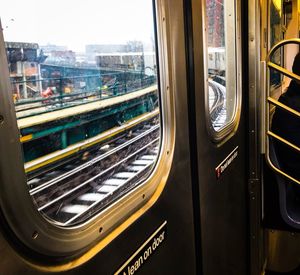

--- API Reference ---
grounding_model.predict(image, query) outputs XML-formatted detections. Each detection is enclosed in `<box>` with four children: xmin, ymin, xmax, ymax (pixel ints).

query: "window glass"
<box><xmin>270</xmin><ymin>0</ymin><xmax>283</xmax><ymax>88</ymax></box>
<box><xmin>2</xmin><ymin>0</ymin><xmax>160</xmax><ymax>226</ymax></box>
<box><xmin>205</xmin><ymin>0</ymin><xmax>237</xmax><ymax>132</ymax></box>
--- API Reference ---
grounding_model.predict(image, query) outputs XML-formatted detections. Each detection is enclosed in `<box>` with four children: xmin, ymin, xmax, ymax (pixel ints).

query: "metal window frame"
<box><xmin>202</xmin><ymin>0</ymin><xmax>242</xmax><ymax>143</ymax></box>
<box><xmin>0</xmin><ymin>0</ymin><xmax>175</xmax><ymax>270</ymax></box>
<box><xmin>268</xmin><ymin>0</ymin><xmax>285</xmax><ymax>90</ymax></box>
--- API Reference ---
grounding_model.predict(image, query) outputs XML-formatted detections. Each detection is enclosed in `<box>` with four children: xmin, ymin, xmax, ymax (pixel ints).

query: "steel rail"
<box><xmin>30</xmin><ymin>124</ymin><xmax>159</xmax><ymax>195</ymax></box>
<box><xmin>24</xmin><ymin>109</ymin><xmax>159</xmax><ymax>173</ymax></box>
<box><xmin>37</xmin><ymin>138</ymin><xmax>159</xmax><ymax>213</ymax></box>
<box><xmin>63</xmin><ymin>148</ymin><xmax>157</xmax><ymax>226</ymax></box>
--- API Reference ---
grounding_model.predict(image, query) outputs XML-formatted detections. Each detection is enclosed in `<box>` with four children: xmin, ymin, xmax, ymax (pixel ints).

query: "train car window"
<box><xmin>283</xmin><ymin>1</ymin><xmax>292</xmax><ymax>27</ymax></box>
<box><xmin>269</xmin><ymin>0</ymin><xmax>284</xmax><ymax>89</ymax></box>
<box><xmin>205</xmin><ymin>0</ymin><xmax>240</xmax><ymax>136</ymax></box>
<box><xmin>1</xmin><ymin>0</ymin><xmax>161</xmax><ymax>227</ymax></box>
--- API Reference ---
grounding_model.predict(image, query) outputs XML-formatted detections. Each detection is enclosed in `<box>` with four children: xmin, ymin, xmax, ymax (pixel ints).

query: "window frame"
<box><xmin>268</xmin><ymin>0</ymin><xmax>284</xmax><ymax>92</ymax></box>
<box><xmin>0</xmin><ymin>0</ymin><xmax>175</xmax><ymax>268</ymax></box>
<box><xmin>202</xmin><ymin>0</ymin><xmax>242</xmax><ymax>143</ymax></box>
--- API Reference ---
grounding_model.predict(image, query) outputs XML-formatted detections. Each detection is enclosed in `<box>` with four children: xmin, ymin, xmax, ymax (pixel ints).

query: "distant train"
<box><xmin>207</xmin><ymin>47</ymin><xmax>225</xmax><ymax>75</ymax></box>
<box><xmin>96</xmin><ymin>52</ymin><xmax>156</xmax><ymax>74</ymax></box>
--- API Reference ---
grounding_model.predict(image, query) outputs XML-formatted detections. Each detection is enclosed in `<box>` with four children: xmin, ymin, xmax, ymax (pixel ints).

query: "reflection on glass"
<box><xmin>206</xmin><ymin>0</ymin><xmax>237</xmax><ymax>132</ymax></box>
<box><xmin>2</xmin><ymin>0</ymin><xmax>160</xmax><ymax>226</ymax></box>
<box><xmin>270</xmin><ymin>0</ymin><xmax>283</xmax><ymax>88</ymax></box>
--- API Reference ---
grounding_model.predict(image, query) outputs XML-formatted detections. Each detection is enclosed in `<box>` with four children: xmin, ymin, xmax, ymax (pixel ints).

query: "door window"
<box><xmin>205</xmin><ymin>0</ymin><xmax>240</xmax><ymax>137</ymax></box>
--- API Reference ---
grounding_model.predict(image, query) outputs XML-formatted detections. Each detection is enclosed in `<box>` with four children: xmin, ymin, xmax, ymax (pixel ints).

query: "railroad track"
<box><xmin>29</xmin><ymin>123</ymin><xmax>160</xmax><ymax>226</ymax></box>
<box><xmin>208</xmin><ymin>80</ymin><xmax>226</xmax><ymax>130</ymax></box>
<box><xmin>25</xmin><ymin>109</ymin><xmax>159</xmax><ymax>176</ymax></box>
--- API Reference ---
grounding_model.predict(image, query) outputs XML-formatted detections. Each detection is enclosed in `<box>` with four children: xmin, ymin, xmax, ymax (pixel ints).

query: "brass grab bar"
<box><xmin>265</xmin><ymin>38</ymin><xmax>300</xmax><ymax>185</ymax></box>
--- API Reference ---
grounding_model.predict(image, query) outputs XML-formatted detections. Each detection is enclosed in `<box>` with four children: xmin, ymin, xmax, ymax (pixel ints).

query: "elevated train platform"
<box><xmin>19</xmin><ymin>85</ymin><xmax>158</xmax><ymax>163</ymax></box>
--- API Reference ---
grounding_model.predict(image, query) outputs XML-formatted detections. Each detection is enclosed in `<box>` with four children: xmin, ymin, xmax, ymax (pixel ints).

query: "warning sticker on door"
<box><xmin>215</xmin><ymin>146</ymin><xmax>238</xmax><ymax>179</ymax></box>
<box><xmin>114</xmin><ymin>221</ymin><xmax>167</xmax><ymax>275</ymax></box>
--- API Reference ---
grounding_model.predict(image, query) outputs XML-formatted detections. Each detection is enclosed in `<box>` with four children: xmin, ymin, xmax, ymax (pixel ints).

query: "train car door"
<box><xmin>185</xmin><ymin>0</ymin><xmax>249</xmax><ymax>274</ymax></box>
<box><xmin>0</xmin><ymin>0</ymin><xmax>198</xmax><ymax>274</ymax></box>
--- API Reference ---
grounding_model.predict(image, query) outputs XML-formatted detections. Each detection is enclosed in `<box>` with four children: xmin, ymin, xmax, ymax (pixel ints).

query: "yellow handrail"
<box><xmin>265</xmin><ymin>38</ymin><xmax>300</xmax><ymax>185</ymax></box>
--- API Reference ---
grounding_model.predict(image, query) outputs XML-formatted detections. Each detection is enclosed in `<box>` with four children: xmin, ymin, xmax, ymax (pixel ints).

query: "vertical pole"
<box><xmin>124</xmin><ymin>69</ymin><xmax>127</xmax><ymax>93</ymax></box>
<box><xmin>37</xmin><ymin>63</ymin><xmax>42</xmax><ymax>95</ymax></box>
<box><xmin>141</xmin><ymin>50</ymin><xmax>145</xmax><ymax>88</ymax></box>
<box><xmin>99</xmin><ymin>70</ymin><xmax>102</xmax><ymax>99</ymax></box>
<box><xmin>59</xmin><ymin>77</ymin><xmax>63</xmax><ymax>107</ymax></box>
<box><xmin>21</xmin><ymin>48</ymin><xmax>28</xmax><ymax>99</ymax></box>
<box><xmin>61</xmin><ymin>130</ymin><xmax>68</xmax><ymax>149</ymax></box>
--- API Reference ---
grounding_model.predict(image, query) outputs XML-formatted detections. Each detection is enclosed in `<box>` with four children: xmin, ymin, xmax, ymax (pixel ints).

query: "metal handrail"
<box><xmin>265</xmin><ymin>38</ymin><xmax>300</xmax><ymax>185</ymax></box>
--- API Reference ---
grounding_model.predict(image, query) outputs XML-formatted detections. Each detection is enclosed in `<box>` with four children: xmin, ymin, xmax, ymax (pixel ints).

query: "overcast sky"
<box><xmin>1</xmin><ymin>0</ymin><xmax>155</xmax><ymax>52</ymax></box>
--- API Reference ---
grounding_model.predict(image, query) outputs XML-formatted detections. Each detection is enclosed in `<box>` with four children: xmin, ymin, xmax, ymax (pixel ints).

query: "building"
<box><xmin>206</xmin><ymin>0</ymin><xmax>225</xmax><ymax>48</ymax></box>
<box><xmin>5</xmin><ymin>42</ymin><xmax>45</xmax><ymax>99</ymax></box>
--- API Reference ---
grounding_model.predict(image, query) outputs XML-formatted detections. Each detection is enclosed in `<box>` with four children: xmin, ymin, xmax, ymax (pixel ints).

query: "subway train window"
<box><xmin>1</xmin><ymin>0</ymin><xmax>161</xmax><ymax>227</ymax></box>
<box><xmin>205</xmin><ymin>0</ymin><xmax>239</xmax><ymax>134</ymax></box>
<box><xmin>269</xmin><ymin>0</ymin><xmax>283</xmax><ymax>89</ymax></box>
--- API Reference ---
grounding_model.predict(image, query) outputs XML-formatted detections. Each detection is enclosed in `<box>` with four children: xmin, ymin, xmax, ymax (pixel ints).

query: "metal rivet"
<box><xmin>0</xmin><ymin>115</ymin><xmax>4</xmax><ymax>125</ymax></box>
<box><xmin>32</xmin><ymin>231</ymin><xmax>38</xmax><ymax>239</ymax></box>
